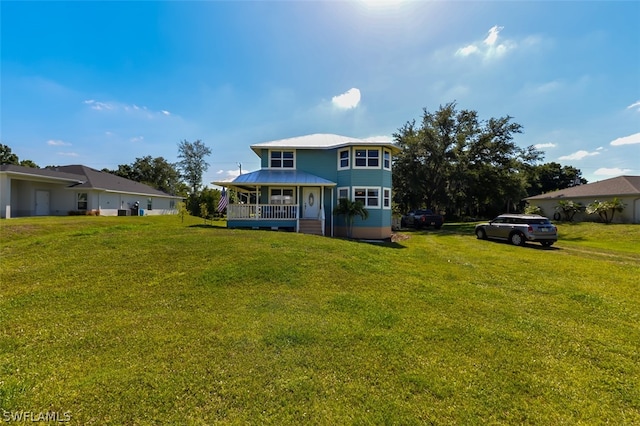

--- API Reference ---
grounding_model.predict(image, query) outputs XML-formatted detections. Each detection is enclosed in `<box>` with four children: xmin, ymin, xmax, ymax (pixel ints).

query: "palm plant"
<box><xmin>555</xmin><ymin>200</ymin><xmax>584</xmax><ymax>221</ymax></box>
<box><xmin>333</xmin><ymin>198</ymin><xmax>369</xmax><ymax>238</ymax></box>
<box><xmin>586</xmin><ymin>198</ymin><xmax>625</xmax><ymax>223</ymax></box>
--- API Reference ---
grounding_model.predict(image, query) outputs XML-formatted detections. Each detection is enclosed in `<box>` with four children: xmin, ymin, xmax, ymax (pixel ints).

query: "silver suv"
<box><xmin>475</xmin><ymin>214</ymin><xmax>557</xmax><ymax>247</ymax></box>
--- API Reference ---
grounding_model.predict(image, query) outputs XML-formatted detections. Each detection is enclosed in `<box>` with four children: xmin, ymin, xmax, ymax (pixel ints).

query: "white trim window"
<box><xmin>337</xmin><ymin>187</ymin><xmax>350</xmax><ymax>200</ymax></box>
<box><xmin>383</xmin><ymin>150</ymin><xmax>391</xmax><ymax>170</ymax></box>
<box><xmin>383</xmin><ymin>188</ymin><xmax>391</xmax><ymax>209</ymax></box>
<box><xmin>270</xmin><ymin>187</ymin><xmax>295</xmax><ymax>204</ymax></box>
<box><xmin>338</xmin><ymin>148</ymin><xmax>350</xmax><ymax>170</ymax></box>
<box><xmin>354</xmin><ymin>148</ymin><xmax>380</xmax><ymax>169</ymax></box>
<box><xmin>270</xmin><ymin>150</ymin><xmax>295</xmax><ymax>169</ymax></box>
<box><xmin>354</xmin><ymin>187</ymin><xmax>380</xmax><ymax>208</ymax></box>
<box><xmin>77</xmin><ymin>193</ymin><xmax>88</xmax><ymax>210</ymax></box>
<box><xmin>147</xmin><ymin>198</ymin><xmax>153</xmax><ymax>210</ymax></box>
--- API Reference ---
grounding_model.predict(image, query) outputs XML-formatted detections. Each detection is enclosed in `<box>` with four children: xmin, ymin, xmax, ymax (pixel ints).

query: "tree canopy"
<box><xmin>0</xmin><ymin>144</ymin><xmax>39</xmax><ymax>168</ymax></box>
<box><xmin>105</xmin><ymin>156</ymin><xmax>185</xmax><ymax>196</ymax></box>
<box><xmin>177</xmin><ymin>139</ymin><xmax>212</xmax><ymax>196</ymax></box>
<box><xmin>393</xmin><ymin>102</ymin><xmax>543</xmax><ymax>218</ymax></box>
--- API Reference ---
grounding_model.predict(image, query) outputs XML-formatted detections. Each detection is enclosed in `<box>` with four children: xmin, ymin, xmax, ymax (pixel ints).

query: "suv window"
<box><xmin>525</xmin><ymin>218</ymin><xmax>551</xmax><ymax>225</ymax></box>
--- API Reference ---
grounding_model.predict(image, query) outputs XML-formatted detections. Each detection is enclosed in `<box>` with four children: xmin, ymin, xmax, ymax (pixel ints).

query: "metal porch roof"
<box><xmin>215</xmin><ymin>169</ymin><xmax>336</xmax><ymax>188</ymax></box>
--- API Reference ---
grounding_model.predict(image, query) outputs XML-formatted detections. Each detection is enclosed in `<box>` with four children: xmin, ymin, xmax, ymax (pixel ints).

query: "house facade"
<box><xmin>213</xmin><ymin>134</ymin><xmax>400</xmax><ymax>239</ymax></box>
<box><xmin>524</xmin><ymin>175</ymin><xmax>640</xmax><ymax>224</ymax></box>
<box><xmin>0</xmin><ymin>164</ymin><xmax>181</xmax><ymax>218</ymax></box>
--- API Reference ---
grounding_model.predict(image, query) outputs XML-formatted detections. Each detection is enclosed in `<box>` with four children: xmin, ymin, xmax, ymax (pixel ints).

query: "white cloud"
<box><xmin>594</xmin><ymin>167</ymin><xmax>632</xmax><ymax>176</ymax></box>
<box><xmin>331</xmin><ymin>88</ymin><xmax>361</xmax><ymax>109</ymax></box>
<box><xmin>83</xmin><ymin>99</ymin><xmax>171</xmax><ymax>118</ymax></box>
<box><xmin>455</xmin><ymin>25</ymin><xmax>515</xmax><ymax>61</ymax></box>
<box><xmin>130</xmin><ymin>136</ymin><xmax>144</xmax><ymax>143</ymax></box>
<box><xmin>483</xmin><ymin>25</ymin><xmax>502</xmax><ymax>46</ymax></box>
<box><xmin>627</xmin><ymin>101</ymin><xmax>640</xmax><ymax>111</ymax></box>
<box><xmin>558</xmin><ymin>150</ymin><xmax>600</xmax><ymax>161</ymax></box>
<box><xmin>610</xmin><ymin>132</ymin><xmax>640</xmax><ymax>146</ymax></box>
<box><xmin>534</xmin><ymin>142</ymin><xmax>556</xmax><ymax>149</ymax></box>
<box><xmin>47</xmin><ymin>139</ymin><xmax>71</xmax><ymax>146</ymax></box>
<box><xmin>456</xmin><ymin>45</ymin><xmax>479</xmax><ymax>57</ymax></box>
<box><xmin>58</xmin><ymin>152</ymin><xmax>79</xmax><ymax>157</ymax></box>
<box><xmin>83</xmin><ymin>99</ymin><xmax>113</xmax><ymax>111</ymax></box>
<box><xmin>533</xmin><ymin>80</ymin><xmax>562</xmax><ymax>94</ymax></box>
<box><xmin>215</xmin><ymin>168</ymin><xmax>241</xmax><ymax>183</ymax></box>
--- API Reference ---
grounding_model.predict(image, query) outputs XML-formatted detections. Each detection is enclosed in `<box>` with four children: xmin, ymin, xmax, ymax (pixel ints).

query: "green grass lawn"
<box><xmin>1</xmin><ymin>216</ymin><xmax>639</xmax><ymax>424</ymax></box>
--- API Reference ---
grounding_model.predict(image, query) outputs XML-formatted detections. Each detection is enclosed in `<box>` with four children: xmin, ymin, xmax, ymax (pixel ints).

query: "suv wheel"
<box><xmin>475</xmin><ymin>228</ymin><xmax>486</xmax><ymax>240</ymax></box>
<box><xmin>509</xmin><ymin>232</ymin><xmax>525</xmax><ymax>246</ymax></box>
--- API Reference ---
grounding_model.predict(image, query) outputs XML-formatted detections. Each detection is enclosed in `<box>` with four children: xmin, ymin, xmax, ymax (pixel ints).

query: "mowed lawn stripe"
<box><xmin>1</xmin><ymin>216</ymin><xmax>638</xmax><ymax>424</ymax></box>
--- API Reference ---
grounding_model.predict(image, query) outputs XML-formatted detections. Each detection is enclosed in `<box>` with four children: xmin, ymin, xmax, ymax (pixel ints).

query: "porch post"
<box><xmin>256</xmin><ymin>186</ymin><xmax>260</xmax><ymax>220</ymax></box>
<box><xmin>330</xmin><ymin>187</ymin><xmax>334</xmax><ymax>237</ymax></box>
<box><xmin>320</xmin><ymin>186</ymin><xmax>325</xmax><ymax>236</ymax></box>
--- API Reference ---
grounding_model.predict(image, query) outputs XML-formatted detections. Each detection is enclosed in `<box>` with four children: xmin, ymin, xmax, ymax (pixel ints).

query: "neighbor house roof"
<box><xmin>525</xmin><ymin>175</ymin><xmax>640</xmax><ymax>200</ymax></box>
<box><xmin>214</xmin><ymin>169</ymin><xmax>336</xmax><ymax>190</ymax></box>
<box><xmin>1</xmin><ymin>164</ymin><xmax>85</xmax><ymax>183</ymax></box>
<box><xmin>1</xmin><ymin>164</ymin><xmax>179</xmax><ymax>198</ymax></box>
<box><xmin>250</xmin><ymin>133</ymin><xmax>401</xmax><ymax>156</ymax></box>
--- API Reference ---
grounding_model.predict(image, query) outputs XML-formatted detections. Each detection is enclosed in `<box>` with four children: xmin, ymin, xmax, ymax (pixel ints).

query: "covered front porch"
<box><xmin>214</xmin><ymin>170</ymin><xmax>336</xmax><ymax>236</ymax></box>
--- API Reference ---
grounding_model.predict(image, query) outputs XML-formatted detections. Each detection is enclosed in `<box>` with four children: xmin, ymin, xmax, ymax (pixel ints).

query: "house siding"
<box><xmin>230</xmin><ymin>137</ymin><xmax>397</xmax><ymax>239</ymax></box>
<box><xmin>529</xmin><ymin>196</ymin><xmax>639</xmax><ymax>224</ymax></box>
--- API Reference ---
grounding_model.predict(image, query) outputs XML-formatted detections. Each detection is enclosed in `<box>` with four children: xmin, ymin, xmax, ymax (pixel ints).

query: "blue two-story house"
<box><xmin>213</xmin><ymin>134</ymin><xmax>400</xmax><ymax>239</ymax></box>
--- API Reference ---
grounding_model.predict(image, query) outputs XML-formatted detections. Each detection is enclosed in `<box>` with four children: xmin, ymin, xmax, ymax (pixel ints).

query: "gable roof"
<box><xmin>1</xmin><ymin>164</ymin><xmax>179</xmax><ymax>198</ymax></box>
<box><xmin>250</xmin><ymin>133</ymin><xmax>401</xmax><ymax>156</ymax></box>
<box><xmin>525</xmin><ymin>175</ymin><xmax>640</xmax><ymax>200</ymax></box>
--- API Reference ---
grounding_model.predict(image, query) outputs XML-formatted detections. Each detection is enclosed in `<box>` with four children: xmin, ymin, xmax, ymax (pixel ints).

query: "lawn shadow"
<box><xmin>478</xmin><ymin>238</ymin><xmax>562</xmax><ymax>251</ymax></box>
<box><xmin>189</xmin><ymin>223</ymin><xmax>227</xmax><ymax>229</ymax></box>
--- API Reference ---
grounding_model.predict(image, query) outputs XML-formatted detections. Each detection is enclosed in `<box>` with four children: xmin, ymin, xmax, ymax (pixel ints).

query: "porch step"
<box><xmin>299</xmin><ymin>219</ymin><xmax>323</xmax><ymax>236</ymax></box>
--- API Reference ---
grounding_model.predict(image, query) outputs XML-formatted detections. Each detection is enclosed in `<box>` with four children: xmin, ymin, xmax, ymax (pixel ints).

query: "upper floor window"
<box><xmin>338</xmin><ymin>149</ymin><xmax>350</xmax><ymax>170</ymax></box>
<box><xmin>354</xmin><ymin>148</ymin><xmax>380</xmax><ymax>168</ymax></box>
<box><xmin>383</xmin><ymin>150</ymin><xmax>391</xmax><ymax>170</ymax></box>
<box><xmin>270</xmin><ymin>150</ymin><xmax>295</xmax><ymax>168</ymax></box>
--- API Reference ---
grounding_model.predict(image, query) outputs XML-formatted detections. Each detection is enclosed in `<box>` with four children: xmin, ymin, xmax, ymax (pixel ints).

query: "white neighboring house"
<box><xmin>524</xmin><ymin>175</ymin><xmax>640</xmax><ymax>224</ymax></box>
<box><xmin>0</xmin><ymin>164</ymin><xmax>182</xmax><ymax>218</ymax></box>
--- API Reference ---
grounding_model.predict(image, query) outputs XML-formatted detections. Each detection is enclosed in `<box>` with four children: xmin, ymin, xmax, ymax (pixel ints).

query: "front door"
<box><xmin>302</xmin><ymin>187</ymin><xmax>320</xmax><ymax>219</ymax></box>
<box><xmin>35</xmin><ymin>190</ymin><xmax>50</xmax><ymax>216</ymax></box>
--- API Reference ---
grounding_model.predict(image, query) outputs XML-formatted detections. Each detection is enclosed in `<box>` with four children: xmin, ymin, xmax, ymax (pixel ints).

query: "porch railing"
<box><xmin>227</xmin><ymin>204</ymin><xmax>299</xmax><ymax>220</ymax></box>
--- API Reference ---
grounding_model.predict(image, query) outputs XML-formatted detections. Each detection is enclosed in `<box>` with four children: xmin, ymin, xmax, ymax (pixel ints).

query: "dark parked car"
<box><xmin>401</xmin><ymin>209</ymin><xmax>444</xmax><ymax>229</ymax></box>
<box><xmin>475</xmin><ymin>214</ymin><xmax>558</xmax><ymax>247</ymax></box>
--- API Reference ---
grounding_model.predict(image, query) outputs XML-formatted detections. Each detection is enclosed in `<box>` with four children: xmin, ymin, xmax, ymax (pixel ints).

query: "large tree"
<box><xmin>1</xmin><ymin>144</ymin><xmax>39</xmax><ymax>167</ymax></box>
<box><xmin>104</xmin><ymin>156</ymin><xmax>185</xmax><ymax>195</ymax></box>
<box><xmin>177</xmin><ymin>139</ymin><xmax>212</xmax><ymax>196</ymax></box>
<box><xmin>525</xmin><ymin>162</ymin><xmax>586</xmax><ymax>196</ymax></box>
<box><xmin>393</xmin><ymin>102</ymin><xmax>542</xmax><ymax>218</ymax></box>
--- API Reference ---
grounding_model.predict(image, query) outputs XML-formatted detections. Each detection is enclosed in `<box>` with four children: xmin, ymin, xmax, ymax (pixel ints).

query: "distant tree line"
<box><xmin>102</xmin><ymin>139</ymin><xmax>218</xmax><ymax>216</ymax></box>
<box><xmin>0</xmin><ymin>144</ymin><xmax>39</xmax><ymax>168</ymax></box>
<box><xmin>3</xmin><ymin>102</ymin><xmax>592</xmax><ymax>220</ymax></box>
<box><xmin>392</xmin><ymin>102</ymin><xmax>585</xmax><ymax>219</ymax></box>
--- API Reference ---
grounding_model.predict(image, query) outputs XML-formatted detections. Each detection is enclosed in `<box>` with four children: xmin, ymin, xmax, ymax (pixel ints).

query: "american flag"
<box><xmin>217</xmin><ymin>188</ymin><xmax>228</xmax><ymax>213</ymax></box>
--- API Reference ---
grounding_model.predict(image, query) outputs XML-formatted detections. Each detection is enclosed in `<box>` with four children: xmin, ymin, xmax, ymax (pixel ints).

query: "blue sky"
<box><xmin>2</xmin><ymin>1</ymin><xmax>639</xmax><ymax>185</ymax></box>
